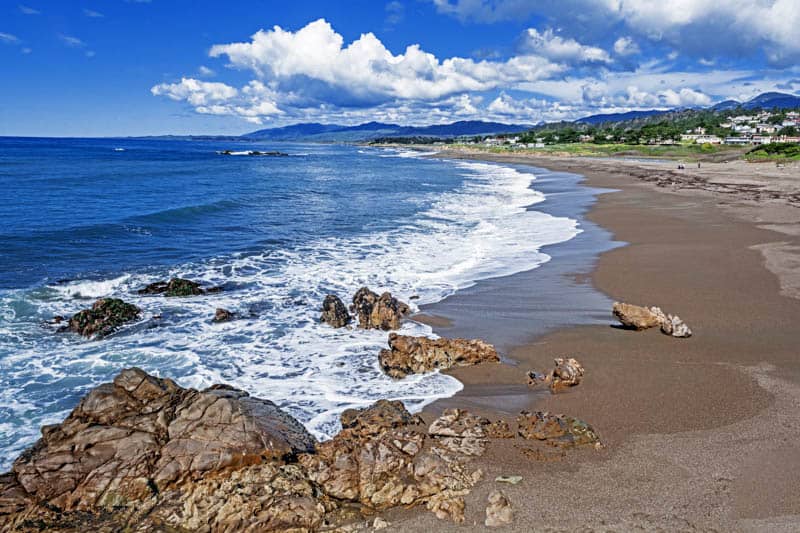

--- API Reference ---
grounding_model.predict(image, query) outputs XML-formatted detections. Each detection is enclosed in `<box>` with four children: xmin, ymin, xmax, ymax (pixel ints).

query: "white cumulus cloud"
<box><xmin>521</xmin><ymin>28</ymin><xmax>612</xmax><ymax>64</ymax></box>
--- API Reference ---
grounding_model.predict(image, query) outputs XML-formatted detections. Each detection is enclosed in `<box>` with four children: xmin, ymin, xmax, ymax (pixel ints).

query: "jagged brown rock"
<box><xmin>517</xmin><ymin>411</ymin><xmax>602</xmax><ymax>449</ymax></box>
<box><xmin>527</xmin><ymin>357</ymin><xmax>585</xmax><ymax>393</ymax></box>
<box><xmin>321</xmin><ymin>294</ymin><xmax>351</xmax><ymax>328</ymax></box>
<box><xmin>485</xmin><ymin>490</ymin><xmax>513</xmax><ymax>527</ymax></box>
<box><xmin>351</xmin><ymin>287</ymin><xmax>410</xmax><ymax>330</ymax></box>
<box><xmin>379</xmin><ymin>333</ymin><xmax>500</xmax><ymax>379</ymax></box>
<box><xmin>299</xmin><ymin>402</ymin><xmax>484</xmax><ymax>521</ymax></box>
<box><xmin>65</xmin><ymin>297</ymin><xmax>141</xmax><ymax>338</ymax></box>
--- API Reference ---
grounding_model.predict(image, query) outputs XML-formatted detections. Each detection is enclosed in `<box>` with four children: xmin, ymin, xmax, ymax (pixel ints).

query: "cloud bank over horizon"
<box><xmin>150</xmin><ymin>2</ymin><xmax>800</xmax><ymax>127</ymax></box>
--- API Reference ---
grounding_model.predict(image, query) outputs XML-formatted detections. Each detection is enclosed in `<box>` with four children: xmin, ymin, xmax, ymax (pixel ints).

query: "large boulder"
<box><xmin>379</xmin><ymin>333</ymin><xmax>500</xmax><ymax>379</ymax></box>
<box><xmin>351</xmin><ymin>287</ymin><xmax>410</xmax><ymax>330</ymax></box>
<box><xmin>65</xmin><ymin>298</ymin><xmax>141</xmax><ymax>338</ymax></box>
<box><xmin>6</xmin><ymin>368</ymin><xmax>316</xmax><ymax>515</ymax></box>
<box><xmin>138</xmin><ymin>277</ymin><xmax>219</xmax><ymax>297</ymax></box>
<box><xmin>320</xmin><ymin>294</ymin><xmax>351</xmax><ymax>328</ymax></box>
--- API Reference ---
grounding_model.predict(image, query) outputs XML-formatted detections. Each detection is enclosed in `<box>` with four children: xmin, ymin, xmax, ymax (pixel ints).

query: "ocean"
<box><xmin>0</xmin><ymin>137</ymin><xmax>583</xmax><ymax>468</ymax></box>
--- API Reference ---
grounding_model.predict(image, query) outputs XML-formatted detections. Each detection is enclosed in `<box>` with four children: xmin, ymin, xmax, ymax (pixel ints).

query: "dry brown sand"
<box><xmin>384</xmin><ymin>151</ymin><xmax>800</xmax><ymax>531</ymax></box>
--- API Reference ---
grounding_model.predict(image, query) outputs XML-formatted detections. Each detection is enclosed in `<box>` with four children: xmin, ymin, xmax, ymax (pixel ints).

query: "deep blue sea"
<box><xmin>0</xmin><ymin>137</ymin><xmax>581</xmax><ymax>467</ymax></box>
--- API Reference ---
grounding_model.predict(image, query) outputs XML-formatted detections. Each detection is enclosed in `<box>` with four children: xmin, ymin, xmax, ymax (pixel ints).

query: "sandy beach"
<box><xmin>394</xmin><ymin>150</ymin><xmax>800</xmax><ymax>531</ymax></box>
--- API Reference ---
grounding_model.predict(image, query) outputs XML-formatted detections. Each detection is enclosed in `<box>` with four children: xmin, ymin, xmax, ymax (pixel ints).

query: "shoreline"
<box><xmin>401</xmin><ymin>149</ymin><xmax>800</xmax><ymax>529</ymax></box>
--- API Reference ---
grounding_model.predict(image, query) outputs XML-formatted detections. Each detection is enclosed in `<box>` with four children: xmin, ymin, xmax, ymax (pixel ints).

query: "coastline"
<box><xmin>402</xmin><ymin>150</ymin><xmax>800</xmax><ymax>530</ymax></box>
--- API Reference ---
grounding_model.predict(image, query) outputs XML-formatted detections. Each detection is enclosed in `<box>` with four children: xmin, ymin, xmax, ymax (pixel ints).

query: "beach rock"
<box><xmin>517</xmin><ymin>411</ymin><xmax>601</xmax><ymax>449</ymax></box>
<box><xmin>6</xmin><ymin>367</ymin><xmax>316</xmax><ymax>517</ymax></box>
<box><xmin>485</xmin><ymin>490</ymin><xmax>513</xmax><ymax>527</ymax></box>
<box><xmin>138</xmin><ymin>277</ymin><xmax>210</xmax><ymax>297</ymax></box>
<box><xmin>351</xmin><ymin>287</ymin><xmax>410</xmax><ymax>330</ymax></box>
<box><xmin>299</xmin><ymin>400</ymin><xmax>483</xmax><ymax>520</ymax></box>
<box><xmin>485</xmin><ymin>420</ymin><xmax>515</xmax><ymax>439</ymax></box>
<box><xmin>613</xmin><ymin>302</ymin><xmax>692</xmax><ymax>338</ymax></box>
<box><xmin>660</xmin><ymin>313</ymin><xmax>693</xmax><ymax>338</ymax></box>
<box><xmin>612</xmin><ymin>302</ymin><xmax>663</xmax><ymax>330</ymax></box>
<box><xmin>65</xmin><ymin>297</ymin><xmax>141</xmax><ymax>338</ymax></box>
<box><xmin>379</xmin><ymin>333</ymin><xmax>499</xmax><ymax>379</ymax></box>
<box><xmin>527</xmin><ymin>357</ymin><xmax>585</xmax><ymax>393</ymax></box>
<box><xmin>321</xmin><ymin>294</ymin><xmax>351</xmax><ymax>328</ymax></box>
<box><xmin>213</xmin><ymin>307</ymin><xmax>235</xmax><ymax>322</ymax></box>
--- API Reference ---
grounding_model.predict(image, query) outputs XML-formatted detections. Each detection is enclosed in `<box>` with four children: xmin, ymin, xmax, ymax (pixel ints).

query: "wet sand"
<box><xmin>393</xmin><ymin>152</ymin><xmax>800</xmax><ymax>530</ymax></box>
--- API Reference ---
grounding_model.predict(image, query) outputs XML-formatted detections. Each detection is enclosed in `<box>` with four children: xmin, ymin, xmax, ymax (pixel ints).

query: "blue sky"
<box><xmin>1</xmin><ymin>0</ymin><xmax>799</xmax><ymax>136</ymax></box>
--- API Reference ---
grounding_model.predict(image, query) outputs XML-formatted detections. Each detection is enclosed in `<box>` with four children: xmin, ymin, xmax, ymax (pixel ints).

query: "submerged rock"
<box><xmin>517</xmin><ymin>411</ymin><xmax>602</xmax><ymax>449</ymax></box>
<box><xmin>379</xmin><ymin>333</ymin><xmax>499</xmax><ymax>379</ymax></box>
<box><xmin>527</xmin><ymin>357</ymin><xmax>585</xmax><ymax>393</ymax></box>
<box><xmin>320</xmin><ymin>294</ymin><xmax>351</xmax><ymax>328</ymax></box>
<box><xmin>613</xmin><ymin>302</ymin><xmax>692</xmax><ymax>338</ymax></box>
<box><xmin>351</xmin><ymin>287</ymin><xmax>410</xmax><ymax>330</ymax></box>
<box><xmin>138</xmin><ymin>277</ymin><xmax>213</xmax><ymax>297</ymax></box>
<box><xmin>65</xmin><ymin>297</ymin><xmax>141</xmax><ymax>338</ymax></box>
<box><xmin>213</xmin><ymin>307</ymin><xmax>235</xmax><ymax>322</ymax></box>
<box><xmin>485</xmin><ymin>490</ymin><xmax>513</xmax><ymax>527</ymax></box>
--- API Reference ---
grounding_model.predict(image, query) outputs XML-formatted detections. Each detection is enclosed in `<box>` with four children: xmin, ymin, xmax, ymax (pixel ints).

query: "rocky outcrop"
<box><xmin>612</xmin><ymin>302</ymin><xmax>692</xmax><ymax>338</ymax></box>
<box><xmin>1</xmin><ymin>368</ymin><xmax>317</xmax><ymax>530</ymax></box>
<box><xmin>299</xmin><ymin>403</ymin><xmax>484</xmax><ymax>523</ymax></box>
<box><xmin>320</xmin><ymin>294</ymin><xmax>351</xmax><ymax>328</ymax></box>
<box><xmin>485</xmin><ymin>490</ymin><xmax>513</xmax><ymax>527</ymax></box>
<box><xmin>138</xmin><ymin>277</ymin><xmax>221</xmax><ymax>297</ymax></box>
<box><xmin>379</xmin><ymin>333</ymin><xmax>499</xmax><ymax>379</ymax></box>
<box><xmin>65</xmin><ymin>298</ymin><xmax>141</xmax><ymax>338</ymax></box>
<box><xmin>527</xmin><ymin>357</ymin><xmax>585</xmax><ymax>393</ymax></box>
<box><xmin>351</xmin><ymin>287</ymin><xmax>410</xmax><ymax>330</ymax></box>
<box><xmin>517</xmin><ymin>411</ymin><xmax>602</xmax><ymax>449</ymax></box>
<box><xmin>0</xmin><ymin>369</ymin><xmax>603</xmax><ymax>531</ymax></box>
<box><xmin>213</xmin><ymin>307</ymin><xmax>235</xmax><ymax>323</ymax></box>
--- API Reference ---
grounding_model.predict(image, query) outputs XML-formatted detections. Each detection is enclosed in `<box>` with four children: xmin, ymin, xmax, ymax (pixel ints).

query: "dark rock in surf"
<box><xmin>351</xmin><ymin>287</ymin><xmax>410</xmax><ymax>330</ymax></box>
<box><xmin>138</xmin><ymin>277</ymin><xmax>209</xmax><ymax>297</ymax></box>
<box><xmin>65</xmin><ymin>298</ymin><xmax>141</xmax><ymax>338</ymax></box>
<box><xmin>213</xmin><ymin>307</ymin><xmax>235</xmax><ymax>323</ymax></box>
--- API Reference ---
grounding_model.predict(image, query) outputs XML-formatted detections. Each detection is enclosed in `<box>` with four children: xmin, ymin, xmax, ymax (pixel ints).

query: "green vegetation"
<box><xmin>450</xmin><ymin>142</ymin><xmax>747</xmax><ymax>162</ymax></box>
<box><xmin>745</xmin><ymin>143</ymin><xmax>800</xmax><ymax>161</ymax></box>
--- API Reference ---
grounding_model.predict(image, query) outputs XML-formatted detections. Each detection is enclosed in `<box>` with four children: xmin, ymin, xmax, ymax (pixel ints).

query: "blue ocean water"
<box><xmin>0</xmin><ymin>137</ymin><xmax>580</xmax><ymax>467</ymax></box>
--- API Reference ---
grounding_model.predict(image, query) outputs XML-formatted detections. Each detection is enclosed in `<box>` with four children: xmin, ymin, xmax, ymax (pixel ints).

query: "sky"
<box><xmin>1</xmin><ymin>0</ymin><xmax>799</xmax><ymax>137</ymax></box>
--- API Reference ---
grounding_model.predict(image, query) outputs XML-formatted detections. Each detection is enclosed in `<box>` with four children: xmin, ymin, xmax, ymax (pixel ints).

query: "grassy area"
<box><xmin>450</xmin><ymin>142</ymin><xmax>748</xmax><ymax>162</ymax></box>
<box><xmin>745</xmin><ymin>143</ymin><xmax>800</xmax><ymax>161</ymax></box>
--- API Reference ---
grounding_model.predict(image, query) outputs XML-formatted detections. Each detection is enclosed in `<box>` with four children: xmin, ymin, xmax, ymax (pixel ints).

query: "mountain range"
<box><xmin>242</xmin><ymin>120</ymin><xmax>532</xmax><ymax>141</ymax></box>
<box><xmin>239</xmin><ymin>92</ymin><xmax>800</xmax><ymax>141</ymax></box>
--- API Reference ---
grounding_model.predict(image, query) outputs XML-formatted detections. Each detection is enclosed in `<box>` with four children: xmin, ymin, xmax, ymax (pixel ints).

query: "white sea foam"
<box><xmin>0</xmin><ymin>152</ymin><xmax>581</xmax><ymax>467</ymax></box>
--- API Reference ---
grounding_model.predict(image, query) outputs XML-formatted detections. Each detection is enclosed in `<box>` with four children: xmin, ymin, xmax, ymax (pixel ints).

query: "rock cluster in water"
<box><xmin>527</xmin><ymin>357</ymin><xmax>585</xmax><ymax>393</ymax></box>
<box><xmin>138</xmin><ymin>277</ymin><xmax>221</xmax><ymax>297</ymax></box>
<box><xmin>320</xmin><ymin>287</ymin><xmax>410</xmax><ymax>330</ymax></box>
<box><xmin>379</xmin><ymin>333</ymin><xmax>500</xmax><ymax>379</ymax></box>
<box><xmin>612</xmin><ymin>302</ymin><xmax>692</xmax><ymax>338</ymax></box>
<box><xmin>0</xmin><ymin>368</ymin><xmax>601</xmax><ymax>531</ymax></box>
<box><xmin>64</xmin><ymin>297</ymin><xmax>141</xmax><ymax>338</ymax></box>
